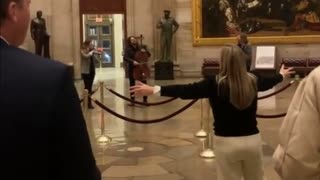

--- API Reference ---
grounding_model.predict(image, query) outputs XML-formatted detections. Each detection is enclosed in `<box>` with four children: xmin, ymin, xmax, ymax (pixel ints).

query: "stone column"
<box><xmin>126</xmin><ymin>0</ymin><xmax>136</xmax><ymax>36</ymax></box>
<box><xmin>51</xmin><ymin>0</ymin><xmax>74</xmax><ymax>64</ymax></box>
<box><xmin>71</xmin><ymin>0</ymin><xmax>81</xmax><ymax>79</ymax></box>
<box><xmin>49</xmin><ymin>0</ymin><xmax>81</xmax><ymax>79</ymax></box>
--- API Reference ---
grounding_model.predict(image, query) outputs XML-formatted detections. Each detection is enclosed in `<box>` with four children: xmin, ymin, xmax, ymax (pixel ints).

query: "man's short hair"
<box><xmin>0</xmin><ymin>0</ymin><xmax>22</xmax><ymax>25</ymax></box>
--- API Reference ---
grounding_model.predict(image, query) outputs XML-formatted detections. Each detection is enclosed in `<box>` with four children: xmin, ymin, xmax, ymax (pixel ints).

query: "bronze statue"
<box><xmin>157</xmin><ymin>10</ymin><xmax>179</xmax><ymax>62</ymax></box>
<box><xmin>30</xmin><ymin>10</ymin><xmax>50</xmax><ymax>58</ymax></box>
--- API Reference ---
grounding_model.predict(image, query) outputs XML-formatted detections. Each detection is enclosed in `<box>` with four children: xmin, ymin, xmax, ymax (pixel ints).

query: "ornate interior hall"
<box><xmin>75</xmin><ymin>68</ymin><xmax>297</xmax><ymax>180</ymax></box>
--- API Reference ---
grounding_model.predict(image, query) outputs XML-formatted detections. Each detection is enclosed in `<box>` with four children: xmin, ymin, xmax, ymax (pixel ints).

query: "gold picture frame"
<box><xmin>192</xmin><ymin>0</ymin><xmax>320</xmax><ymax>46</ymax></box>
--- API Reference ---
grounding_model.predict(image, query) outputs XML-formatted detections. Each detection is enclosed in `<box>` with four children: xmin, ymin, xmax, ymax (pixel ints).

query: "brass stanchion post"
<box><xmin>97</xmin><ymin>81</ymin><xmax>112</xmax><ymax>144</ymax></box>
<box><xmin>200</xmin><ymin>99</ymin><xmax>215</xmax><ymax>158</ymax></box>
<box><xmin>195</xmin><ymin>99</ymin><xmax>208</xmax><ymax>137</ymax></box>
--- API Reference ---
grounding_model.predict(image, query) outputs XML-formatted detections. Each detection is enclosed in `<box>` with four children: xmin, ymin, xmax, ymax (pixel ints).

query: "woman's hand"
<box><xmin>133</xmin><ymin>61</ymin><xmax>139</xmax><ymax>66</ymax></box>
<box><xmin>130</xmin><ymin>81</ymin><xmax>155</xmax><ymax>97</ymax></box>
<box><xmin>279</xmin><ymin>64</ymin><xmax>295</xmax><ymax>78</ymax></box>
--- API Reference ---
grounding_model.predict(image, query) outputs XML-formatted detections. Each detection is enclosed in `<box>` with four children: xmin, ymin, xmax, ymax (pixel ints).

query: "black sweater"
<box><xmin>160</xmin><ymin>73</ymin><xmax>283</xmax><ymax>137</ymax></box>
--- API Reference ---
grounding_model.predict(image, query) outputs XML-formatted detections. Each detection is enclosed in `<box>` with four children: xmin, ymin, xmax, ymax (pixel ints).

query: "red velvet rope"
<box><xmin>258</xmin><ymin>80</ymin><xmax>295</xmax><ymax>100</ymax></box>
<box><xmin>105</xmin><ymin>87</ymin><xmax>178</xmax><ymax>106</ymax></box>
<box><xmin>256</xmin><ymin>112</ymin><xmax>286</xmax><ymax>118</ymax></box>
<box><xmin>104</xmin><ymin>80</ymin><xmax>295</xmax><ymax>106</ymax></box>
<box><xmin>93</xmin><ymin>99</ymin><xmax>198</xmax><ymax>124</ymax></box>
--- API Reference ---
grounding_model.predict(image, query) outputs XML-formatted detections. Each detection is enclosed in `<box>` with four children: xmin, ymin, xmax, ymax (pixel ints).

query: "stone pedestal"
<box><xmin>154</xmin><ymin>61</ymin><xmax>174</xmax><ymax>80</ymax></box>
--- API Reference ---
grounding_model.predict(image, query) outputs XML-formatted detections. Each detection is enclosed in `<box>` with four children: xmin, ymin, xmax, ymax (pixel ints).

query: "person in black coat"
<box><xmin>123</xmin><ymin>36</ymin><xmax>150</xmax><ymax>105</ymax></box>
<box><xmin>0</xmin><ymin>0</ymin><xmax>100</xmax><ymax>179</ymax></box>
<box><xmin>237</xmin><ymin>32</ymin><xmax>252</xmax><ymax>71</ymax></box>
<box><xmin>131</xmin><ymin>45</ymin><xmax>295</xmax><ymax>180</ymax></box>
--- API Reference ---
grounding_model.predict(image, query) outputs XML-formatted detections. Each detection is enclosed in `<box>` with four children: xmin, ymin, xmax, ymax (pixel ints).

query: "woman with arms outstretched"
<box><xmin>130</xmin><ymin>45</ymin><xmax>294</xmax><ymax>180</ymax></box>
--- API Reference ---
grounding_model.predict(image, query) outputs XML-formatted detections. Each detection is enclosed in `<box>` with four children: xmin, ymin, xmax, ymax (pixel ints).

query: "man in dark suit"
<box><xmin>237</xmin><ymin>32</ymin><xmax>252</xmax><ymax>71</ymax></box>
<box><xmin>0</xmin><ymin>0</ymin><xmax>101</xmax><ymax>179</ymax></box>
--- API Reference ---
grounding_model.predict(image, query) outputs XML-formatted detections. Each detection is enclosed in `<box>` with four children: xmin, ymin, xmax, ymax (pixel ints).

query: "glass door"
<box><xmin>84</xmin><ymin>14</ymin><xmax>114</xmax><ymax>67</ymax></box>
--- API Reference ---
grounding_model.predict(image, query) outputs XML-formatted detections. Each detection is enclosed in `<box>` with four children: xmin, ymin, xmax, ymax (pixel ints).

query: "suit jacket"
<box><xmin>273</xmin><ymin>66</ymin><xmax>320</xmax><ymax>180</ymax></box>
<box><xmin>238</xmin><ymin>43</ymin><xmax>252</xmax><ymax>71</ymax></box>
<box><xmin>0</xmin><ymin>38</ymin><xmax>101</xmax><ymax>180</ymax></box>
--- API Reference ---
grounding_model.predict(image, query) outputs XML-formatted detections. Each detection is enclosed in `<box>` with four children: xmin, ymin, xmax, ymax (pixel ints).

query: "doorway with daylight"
<box><xmin>82</xmin><ymin>14</ymin><xmax>125</xmax><ymax>68</ymax></box>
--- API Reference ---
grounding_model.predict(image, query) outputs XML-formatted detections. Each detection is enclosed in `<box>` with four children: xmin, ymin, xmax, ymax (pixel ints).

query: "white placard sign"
<box><xmin>255</xmin><ymin>46</ymin><xmax>276</xmax><ymax>69</ymax></box>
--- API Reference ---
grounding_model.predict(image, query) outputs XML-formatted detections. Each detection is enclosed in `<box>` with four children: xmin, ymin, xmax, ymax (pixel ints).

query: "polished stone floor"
<box><xmin>75</xmin><ymin>68</ymin><xmax>298</xmax><ymax>180</ymax></box>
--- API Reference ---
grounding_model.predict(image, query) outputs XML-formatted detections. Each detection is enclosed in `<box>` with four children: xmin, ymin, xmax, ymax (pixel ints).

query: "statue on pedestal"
<box><xmin>30</xmin><ymin>10</ymin><xmax>50</xmax><ymax>58</ymax></box>
<box><xmin>156</xmin><ymin>10</ymin><xmax>179</xmax><ymax>62</ymax></box>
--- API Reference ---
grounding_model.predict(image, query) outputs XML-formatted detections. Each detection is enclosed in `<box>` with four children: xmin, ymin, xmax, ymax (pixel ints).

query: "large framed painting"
<box><xmin>192</xmin><ymin>0</ymin><xmax>320</xmax><ymax>45</ymax></box>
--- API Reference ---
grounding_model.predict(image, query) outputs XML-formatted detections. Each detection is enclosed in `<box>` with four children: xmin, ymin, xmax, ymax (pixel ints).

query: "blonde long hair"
<box><xmin>217</xmin><ymin>45</ymin><xmax>257</xmax><ymax>110</ymax></box>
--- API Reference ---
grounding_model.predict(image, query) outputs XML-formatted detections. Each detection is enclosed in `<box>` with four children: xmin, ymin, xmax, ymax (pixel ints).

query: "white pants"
<box><xmin>214</xmin><ymin>134</ymin><xmax>265</xmax><ymax>180</ymax></box>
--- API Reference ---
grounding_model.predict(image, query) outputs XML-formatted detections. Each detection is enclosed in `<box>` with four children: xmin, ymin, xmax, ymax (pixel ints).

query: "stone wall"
<box><xmin>23</xmin><ymin>0</ymin><xmax>320</xmax><ymax>78</ymax></box>
<box><xmin>126</xmin><ymin>0</ymin><xmax>320</xmax><ymax>77</ymax></box>
<box><xmin>21</xmin><ymin>0</ymin><xmax>81</xmax><ymax>79</ymax></box>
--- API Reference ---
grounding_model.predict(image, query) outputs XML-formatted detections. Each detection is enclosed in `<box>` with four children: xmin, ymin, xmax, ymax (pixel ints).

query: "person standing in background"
<box><xmin>123</xmin><ymin>36</ymin><xmax>150</xmax><ymax>105</ymax></box>
<box><xmin>237</xmin><ymin>33</ymin><xmax>252</xmax><ymax>71</ymax></box>
<box><xmin>81</xmin><ymin>39</ymin><xmax>97</xmax><ymax>109</ymax></box>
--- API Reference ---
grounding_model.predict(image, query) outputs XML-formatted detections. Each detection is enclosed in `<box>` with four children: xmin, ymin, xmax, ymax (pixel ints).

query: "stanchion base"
<box><xmin>97</xmin><ymin>135</ymin><xmax>112</xmax><ymax>144</ymax></box>
<box><xmin>195</xmin><ymin>129</ymin><xmax>208</xmax><ymax>137</ymax></box>
<box><xmin>200</xmin><ymin>149</ymin><xmax>215</xmax><ymax>158</ymax></box>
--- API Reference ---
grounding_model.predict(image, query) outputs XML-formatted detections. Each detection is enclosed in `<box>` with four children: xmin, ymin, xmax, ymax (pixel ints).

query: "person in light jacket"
<box><xmin>81</xmin><ymin>39</ymin><xmax>96</xmax><ymax>109</ymax></box>
<box><xmin>273</xmin><ymin>66</ymin><xmax>320</xmax><ymax>180</ymax></box>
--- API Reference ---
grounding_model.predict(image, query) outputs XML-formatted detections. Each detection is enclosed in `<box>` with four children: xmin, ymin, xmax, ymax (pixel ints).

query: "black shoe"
<box><xmin>88</xmin><ymin>104</ymin><xmax>94</xmax><ymax>109</ymax></box>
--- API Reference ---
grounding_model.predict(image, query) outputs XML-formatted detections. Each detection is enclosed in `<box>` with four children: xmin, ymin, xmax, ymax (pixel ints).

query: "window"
<box><xmin>101</xmin><ymin>26</ymin><xmax>110</xmax><ymax>35</ymax></box>
<box><xmin>102</xmin><ymin>52</ymin><xmax>112</xmax><ymax>63</ymax></box>
<box><xmin>92</xmin><ymin>40</ymin><xmax>98</xmax><ymax>47</ymax></box>
<box><xmin>102</xmin><ymin>40</ymin><xmax>111</xmax><ymax>49</ymax></box>
<box><xmin>89</xmin><ymin>26</ymin><xmax>97</xmax><ymax>35</ymax></box>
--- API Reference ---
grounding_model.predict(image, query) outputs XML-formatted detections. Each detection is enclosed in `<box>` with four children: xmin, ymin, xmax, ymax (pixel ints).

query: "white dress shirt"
<box><xmin>0</xmin><ymin>35</ymin><xmax>9</xmax><ymax>45</ymax></box>
<box><xmin>153</xmin><ymin>85</ymin><xmax>161</xmax><ymax>95</ymax></box>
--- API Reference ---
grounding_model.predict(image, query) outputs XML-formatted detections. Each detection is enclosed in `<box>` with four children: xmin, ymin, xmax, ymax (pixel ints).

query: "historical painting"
<box><xmin>193</xmin><ymin>0</ymin><xmax>320</xmax><ymax>45</ymax></box>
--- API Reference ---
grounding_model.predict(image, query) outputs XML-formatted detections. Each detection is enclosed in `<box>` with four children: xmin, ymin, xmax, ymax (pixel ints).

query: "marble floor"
<box><xmin>75</xmin><ymin>68</ymin><xmax>298</xmax><ymax>180</ymax></box>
